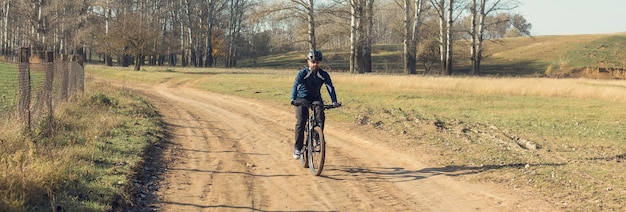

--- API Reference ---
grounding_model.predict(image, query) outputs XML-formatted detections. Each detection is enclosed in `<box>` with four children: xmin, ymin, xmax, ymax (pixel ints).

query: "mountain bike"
<box><xmin>297</xmin><ymin>102</ymin><xmax>340</xmax><ymax>176</ymax></box>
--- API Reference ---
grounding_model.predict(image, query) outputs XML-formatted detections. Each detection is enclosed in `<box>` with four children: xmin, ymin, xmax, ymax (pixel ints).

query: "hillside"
<box><xmin>240</xmin><ymin>33</ymin><xmax>626</xmax><ymax>78</ymax></box>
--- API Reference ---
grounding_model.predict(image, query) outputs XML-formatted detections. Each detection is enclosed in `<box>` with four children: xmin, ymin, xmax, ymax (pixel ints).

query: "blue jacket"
<box><xmin>290</xmin><ymin>67</ymin><xmax>338</xmax><ymax>103</ymax></box>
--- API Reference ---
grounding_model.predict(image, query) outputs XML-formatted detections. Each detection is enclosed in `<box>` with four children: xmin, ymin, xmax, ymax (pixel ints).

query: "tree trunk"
<box><xmin>134</xmin><ymin>55</ymin><xmax>143</xmax><ymax>71</ymax></box>
<box><xmin>180</xmin><ymin>4</ymin><xmax>187</xmax><ymax>67</ymax></box>
<box><xmin>350</xmin><ymin>0</ymin><xmax>364</xmax><ymax>74</ymax></box>
<box><xmin>226</xmin><ymin>0</ymin><xmax>239</xmax><ymax>67</ymax></box>
<box><xmin>475</xmin><ymin>0</ymin><xmax>486</xmax><ymax>75</ymax></box>
<box><xmin>436</xmin><ymin>0</ymin><xmax>446</xmax><ymax>74</ymax></box>
<box><xmin>363</xmin><ymin>0</ymin><xmax>373</xmax><ymax>73</ymax></box>
<box><xmin>470</xmin><ymin>0</ymin><xmax>477</xmax><ymax>75</ymax></box>
<box><xmin>196</xmin><ymin>17</ymin><xmax>204</xmax><ymax>67</ymax></box>
<box><xmin>2</xmin><ymin>1</ymin><xmax>9</xmax><ymax>57</ymax></box>
<box><xmin>403</xmin><ymin>0</ymin><xmax>415</xmax><ymax>74</ymax></box>
<box><xmin>412</xmin><ymin>0</ymin><xmax>423</xmax><ymax>74</ymax></box>
<box><xmin>160</xmin><ymin>5</ymin><xmax>168</xmax><ymax>67</ymax></box>
<box><xmin>184</xmin><ymin>0</ymin><xmax>197</xmax><ymax>67</ymax></box>
<box><xmin>205</xmin><ymin>0</ymin><xmax>215</xmax><ymax>67</ymax></box>
<box><xmin>307</xmin><ymin>0</ymin><xmax>316</xmax><ymax>50</ymax></box>
<box><xmin>444</xmin><ymin>0</ymin><xmax>453</xmax><ymax>75</ymax></box>
<box><xmin>349</xmin><ymin>0</ymin><xmax>357</xmax><ymax>73</ymax></box>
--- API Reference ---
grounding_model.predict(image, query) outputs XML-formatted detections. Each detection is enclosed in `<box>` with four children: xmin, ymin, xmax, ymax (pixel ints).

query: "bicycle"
<box><xmin>296</xmin><ymin>102</ymin><xmax>340</xmax><ymax>176</ymax></box>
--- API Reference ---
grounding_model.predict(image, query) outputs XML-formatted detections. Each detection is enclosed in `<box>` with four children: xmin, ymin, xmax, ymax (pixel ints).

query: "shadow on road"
<box><xmin>321</xmin><ymin>162</ymin><xmax>566</xmax><ymax>182</ymax></box>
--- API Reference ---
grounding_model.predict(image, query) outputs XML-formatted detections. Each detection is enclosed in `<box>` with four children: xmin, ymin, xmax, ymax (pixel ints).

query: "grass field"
<box><xmin>86</xmin><ymin>63</ymin><xmax>626</xmax><ymax>210</ymax></box>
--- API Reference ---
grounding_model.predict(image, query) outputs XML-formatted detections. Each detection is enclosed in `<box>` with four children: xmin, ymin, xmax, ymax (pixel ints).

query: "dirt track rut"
<box><xmin>110</xmin><ymin>78</ymin><xmax>557</xmax><ymax>211</ymax></box>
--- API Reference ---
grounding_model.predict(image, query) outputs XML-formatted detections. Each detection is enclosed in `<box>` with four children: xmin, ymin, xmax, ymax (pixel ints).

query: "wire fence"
<box><xmin>0</xmin><ymin>48</ymin><xmax>84</xmax><ymax>133</ymax></box>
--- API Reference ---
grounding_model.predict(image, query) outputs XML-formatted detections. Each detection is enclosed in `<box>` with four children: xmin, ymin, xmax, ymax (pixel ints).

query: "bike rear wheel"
<box><xmin>308</xmin><ymin>126</ymin><xmax>326</xmax><ymax>176</ymax></box>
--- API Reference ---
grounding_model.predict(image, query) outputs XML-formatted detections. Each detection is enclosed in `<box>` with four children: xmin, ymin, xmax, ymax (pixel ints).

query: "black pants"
<box><xmin>294</xmin><ymin>100</ymin><xmax>325</xmax><ymax>150</ymax></box>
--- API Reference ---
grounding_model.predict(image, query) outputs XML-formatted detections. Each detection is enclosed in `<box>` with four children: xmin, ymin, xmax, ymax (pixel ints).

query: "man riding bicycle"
<box><xmin>290</xmin><ymin>49</ymin><xmax>341</xmax><ymax>159</ymax></box>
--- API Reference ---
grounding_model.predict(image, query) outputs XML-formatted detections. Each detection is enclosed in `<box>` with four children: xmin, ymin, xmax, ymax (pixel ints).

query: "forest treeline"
<box><xmin>0</xmin><ymin>0</ymin><xmax>530</xmax><ymax>74</ymax></box>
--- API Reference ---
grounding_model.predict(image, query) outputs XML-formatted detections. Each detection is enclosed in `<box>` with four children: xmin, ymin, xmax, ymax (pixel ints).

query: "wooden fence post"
<box><xmin>17</xmin><ymin>47</ymin><xmax>31</xmax><ymax>131</ymax></box>
<box><xmin>60</xmin><ymin>54</ymin><xmax>69</xmax><ymax>101</ymax></box>
<box><xmin>44</xmin><ymin>51</ymin><xmax>54</xmax><ymax>115</ymax></box>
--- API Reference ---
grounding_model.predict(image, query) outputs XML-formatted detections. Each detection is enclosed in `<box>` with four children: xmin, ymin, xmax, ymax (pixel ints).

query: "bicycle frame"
<box><xmin>297</xmin><ymin>102</ymin><xmax>337</xmax><ymax>176</ymax></box>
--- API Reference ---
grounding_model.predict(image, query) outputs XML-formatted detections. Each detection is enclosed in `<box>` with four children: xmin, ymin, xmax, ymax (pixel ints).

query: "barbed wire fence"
<box><xmin>2</xmin><ymin>47</ymin><xmax>85</xmax><ymax>135</ymax></box>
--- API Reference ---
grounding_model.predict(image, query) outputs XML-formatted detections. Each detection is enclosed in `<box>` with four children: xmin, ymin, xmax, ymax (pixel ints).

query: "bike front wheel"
<box><xmin>308</xmin><ymin>126</ymin><xmax>326</xmax><ymax>176</ymax></box>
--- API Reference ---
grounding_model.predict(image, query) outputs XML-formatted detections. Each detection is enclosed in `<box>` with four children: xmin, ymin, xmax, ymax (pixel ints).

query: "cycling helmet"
<box><xmin>307</xmin><ymin>50</ymin><xmax>323</xmax><ymax>62</ymax></box>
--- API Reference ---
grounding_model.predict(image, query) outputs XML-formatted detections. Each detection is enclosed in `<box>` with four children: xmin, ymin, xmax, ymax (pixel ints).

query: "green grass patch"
<box><xmin>0</xmin><ymin>63</ymin><xmax>18</xmax><ymax>118</ymax></box>
<box><xmin>566</xmin><ymin>35</ymin><xmax>626</xmax><ymax>68</ymax></box>
<box><xmin>0</xmin><ymin>81</ymin><xmax>164</xmax><ymax>211</ymax></box>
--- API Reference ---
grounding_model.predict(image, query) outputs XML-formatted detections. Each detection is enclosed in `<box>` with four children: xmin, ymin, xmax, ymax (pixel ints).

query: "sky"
<box><xmin>515</xmin><ymin>0</ymin><xmax>626</xmax><ymax>36</ymax></box>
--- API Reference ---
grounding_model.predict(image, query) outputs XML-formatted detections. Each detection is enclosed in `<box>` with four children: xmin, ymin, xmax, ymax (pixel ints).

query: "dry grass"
<box><xmin>0</xmin><ymin>82</ymin><xmax>164</xmax><ymax>211</ymax></box>
<box><xmin>336</xmin><ymin>74</ymin><xmax>626</xmax><ymax>102</ymax></box>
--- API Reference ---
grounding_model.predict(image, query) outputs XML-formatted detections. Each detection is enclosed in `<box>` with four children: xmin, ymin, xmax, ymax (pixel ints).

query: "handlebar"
<box><xmin>292</xmin><ymin>102</ymin><xmax>342</xmax><ymax>109</ymax></box>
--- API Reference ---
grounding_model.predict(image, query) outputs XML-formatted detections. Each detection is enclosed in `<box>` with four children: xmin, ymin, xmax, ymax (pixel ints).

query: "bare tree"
<box><xmin>469</xmin><ymin>0</ymin><xmax>519</xmax><ymax>75</ymax></box>
<box><xmin>290</xmin><ymin>0</ymin><xmax>316</xmax><ymax>50</ymax></box>
<box><xmin>1</xmin><ymin>0</ymin><xmax>14</xmax><ymax>57</ymax></box>
<box><xmin>204</xmin><ymin>0</ymin><xmax>224</xmax><ymax>67</ymax></box>
<box><xmin>225</xmin><ymin>0</ymin><xmax>253</xmax><ymax>67</ymax></box>
<box><xmin>182</xmin><ymin>0</ymin><xmax>198</xmax><ymax>67</ymax></box>
<box><xmin>403</xmin><ymin>0</ymin><xmax>424</xmax><ymax>75</ymax></box>
<box><xmin>428</xmin><ymin>0</ymin><xmax>458</xmax><ymax>75</ymax></box>
<box><xmin>429</xmin><ymin>0</ymin><xmax>446</xmax><ymax>74</ymax></box>
<box><xmin>418</xmin><ymin>38</ymin><xmax>439</xmax><ymax>74</ymax></box>
<box><xmin>0</xmin><ymin>0</ymin><xmax>536</xmax><ymax>74</ymax></box>
<box><xmin>349</xmin><ymin>0</ymin><xmax>374</xmax><ymax>73</ymax></box>
<box><xmin>444</xmin><ymin>0</ymin><xmax>453</xmax><ymax>75</ymax></box>
<box><xmin>508</xmin><ymin>13</ymin><xmax>531</xmax><ymax>37</ymax></box>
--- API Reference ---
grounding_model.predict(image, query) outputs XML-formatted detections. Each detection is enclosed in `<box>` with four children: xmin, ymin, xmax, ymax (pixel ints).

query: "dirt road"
<box><xmin>114</xmin><ymin>77</ymin><xmax>557</xmax><ymax>211</ymax></box>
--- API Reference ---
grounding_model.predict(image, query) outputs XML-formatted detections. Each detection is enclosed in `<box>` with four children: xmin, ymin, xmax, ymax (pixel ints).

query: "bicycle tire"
<box><xmin>308</xmin><ymin>126</ymin><xmax>325</xmax><ymax>176</ymax></box>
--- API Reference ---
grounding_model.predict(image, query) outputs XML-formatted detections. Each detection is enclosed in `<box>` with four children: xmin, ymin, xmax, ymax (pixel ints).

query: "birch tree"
<box><xmin>429</xmin><ymin>0</ymin><xmax>456</xmax><ymax>75</ymax></box>
<box><xmin>444</xmin><ymin>0</ymin><xmax>454</xmax><ymax>75</ymax></box>
<box><xmin>429</xmin><ymin>0</ymin><xmax>446</xmax><ymax>74</ymax></box>
<box><xmin>469</xmin><ymin>0</ymin><xmax>519</xmax><ymax>75</ymax></box>
<box><xmin>403</xmin><ymin>0</ymin><xmax>424</xmax><ymax>75</ymax></box>
<box><xmin>349</xmin><ymin>0</ymin><xmax>374</xmax><ymax>73</ymax></box>
<box><xmin>204</xmin><ymin>0</ymin><xmax>224</xmax><ymax>66</ymax></box>
<box><xmin>225</xmin><ymin>0</ymin><xmax>253</xmax><ymax>67</ymax></box>
<box><xmin>182</xmin><ymin>0</ymin><xmax>198</xmax><ymax>67</ymax></box>
<box><xmin>1</xmin><ymin>0</ymin><xmax>13</xmax><ymax>56</ymax></box>
<box><xmin>290</xmin><ymin>0</ymin><xmax>316</xmax><ymax>50</ymax></box>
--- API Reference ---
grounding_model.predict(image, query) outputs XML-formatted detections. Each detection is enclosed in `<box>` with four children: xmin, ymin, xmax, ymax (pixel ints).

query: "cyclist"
<box><xmin>290</xmin><ymin>49</ymin><xmax>341</xmax><ymax>159</ymax></box>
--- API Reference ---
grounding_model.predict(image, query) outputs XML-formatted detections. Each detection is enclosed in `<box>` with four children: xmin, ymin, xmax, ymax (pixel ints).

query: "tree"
<box><xmin>429</xmin><ymin>0</ymin><xmax>450</xmax><ymax>75</ymax></box>
<box><xmin>403</xmin><ymin>0</ymin><xmax>424</xmax><ymax>75</ymax></box>
<box><xmin>349</xmin><ymin>0</ymin><xmax>374</xmax><ymax>74</ymax></box>
<box><xmin>225</xmin><ymin>0</ymin><xmax>253</xmax><ymax>68</ymax></box>
<box><xmin>509</xmin><ymin>13</ymin><xmax>531</xmax><ymax>36</ymax></box>
<box><xmin>204</xmin><ymin>0</ymin><xmax>222</xmax><ymax>67</ymax></box>
<box><xmin>418</xmin><ymin>38</ymin><xmax>440</xmax><ymax>74</ymax></box>
<box><xmin>0</xmin><ymin>0</ymin><xmax>10</xmax><ymax>56</ymax></box>
<box><xmin>106</xmin><ymin>11</ymin><xmax>160</xmax><ymax>70</ymax></box>
<box><xmin>444</xmin><ymin>0</ymin><xmax>453</xmax><ymax>75</ymax></box>
<box><xmin>290</xmin><ymin>0</ymin><xmax>317</xmax><ymax>50</ymax></box>
<box><xmin>469</xmin><ymin>0</ymin><xmax>520</xmax><ymax>75</ymax></box>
